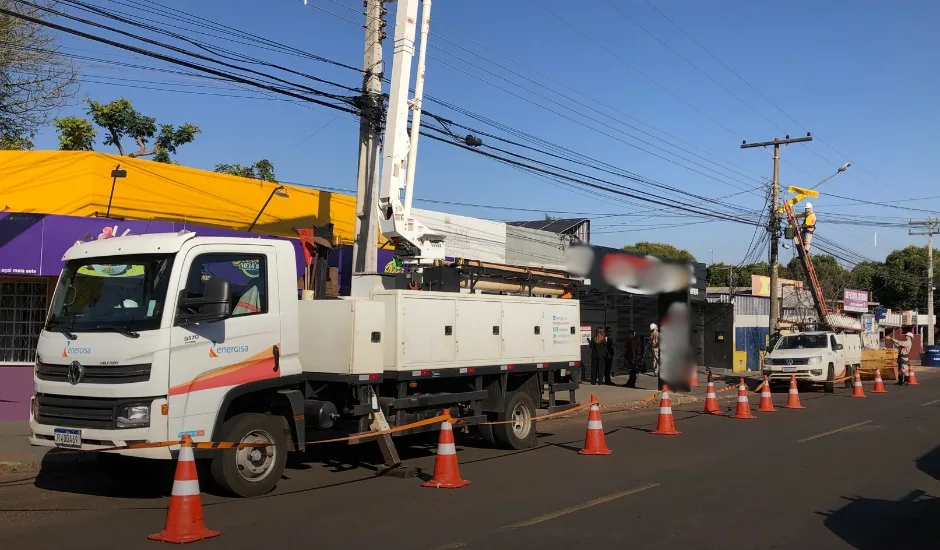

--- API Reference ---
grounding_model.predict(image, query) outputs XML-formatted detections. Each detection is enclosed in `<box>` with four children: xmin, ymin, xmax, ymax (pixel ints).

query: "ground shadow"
<box><xmin>820</xmin><ymin>490</ymin><xmax>939</xmax><ymax>549</ymax></box>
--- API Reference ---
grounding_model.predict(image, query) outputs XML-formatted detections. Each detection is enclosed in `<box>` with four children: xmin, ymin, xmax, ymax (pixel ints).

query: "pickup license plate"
<box><xmin>54</xmin><ymin>428</ymin><xmax>81</xmax><ymax>448</ymax></box>
<box><xmin>782</xmin><ymin>366</ymin><xmax>797</xmax><ymax>373</ymax></box>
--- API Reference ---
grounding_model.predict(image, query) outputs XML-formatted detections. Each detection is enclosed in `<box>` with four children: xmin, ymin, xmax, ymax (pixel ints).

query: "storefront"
<box><xmin>0</xmin><ymin>212</ymin><xmax>306</xmax><ymax>421</ymax></box>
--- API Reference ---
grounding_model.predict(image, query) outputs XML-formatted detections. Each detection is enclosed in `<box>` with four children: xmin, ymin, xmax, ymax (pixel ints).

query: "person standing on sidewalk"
<box><xmin>649</xmin><ymin>323</ymin><xmax>660</xmax><ymax>377</ymax></box>
<box><xmin>626</xmin><ymin>330</ymin><xmax>640</xmax><ymax>388</ymax></box>
<box><xmin>604</xmin><ymin>326</ymin><xmax>615</xmax><ymax>385</ymax></box>
<box><xmin>890</xmin><ymin>332</ymin><xmax>913</xmax><ymax>386</ymax></box>
<box><xmin>589</xmin><ymin>328</ymin><xmax>609</xmax><ymax>386</ymax></box>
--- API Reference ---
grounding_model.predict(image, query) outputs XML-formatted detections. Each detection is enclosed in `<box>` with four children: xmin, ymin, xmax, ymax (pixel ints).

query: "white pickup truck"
<box><xmin>763</xmin><ymin>331</ymin><xmax>862</xmax><ymax>393</ymax></box>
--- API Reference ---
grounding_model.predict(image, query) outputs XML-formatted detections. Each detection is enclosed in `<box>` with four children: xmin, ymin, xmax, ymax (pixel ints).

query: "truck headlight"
<box><xmin>763</xmin><ymin>356</ymin><xmax>773</xmax><ymax>366</ymax></box>
<box><xmin>116</xmin><ymin>403</ymin><xmax>151</xmax><ymax>428</ymax></box>
<box><xmin>811</xmin><ymin>369</ymin><xmax>823</xmax><ymax>376</ymax></box>
<box><xmin>807</xmin><ymin>356</ymin><xmax>822</xmax><ymax>364</ymax></box>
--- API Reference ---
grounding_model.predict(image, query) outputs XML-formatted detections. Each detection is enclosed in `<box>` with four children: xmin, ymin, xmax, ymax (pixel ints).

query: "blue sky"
<box><xmin>29</xmin><ymin>0</ymin><xmax>940</xmax><ymax>266</ymax></box>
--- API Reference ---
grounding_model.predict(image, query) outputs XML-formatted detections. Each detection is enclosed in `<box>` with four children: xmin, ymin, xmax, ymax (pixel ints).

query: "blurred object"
<box><xmin>564</xmin><ymin>244</ymin><xmax>691</xmax><ymax>295</ymax></box>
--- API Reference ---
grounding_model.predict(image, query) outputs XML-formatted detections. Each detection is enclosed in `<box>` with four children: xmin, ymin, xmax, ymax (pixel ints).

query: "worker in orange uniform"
<box><xmin>796</xmin><ymin>202</ymin><xmax>817</xmax><ymax>252</ymax></box>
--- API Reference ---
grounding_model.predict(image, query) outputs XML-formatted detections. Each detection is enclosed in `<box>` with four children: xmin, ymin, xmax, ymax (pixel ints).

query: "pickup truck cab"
<box><xmin>763</xmin><ymin>331</ymin><xmax>862</xmax><ymax>393</ymax></box>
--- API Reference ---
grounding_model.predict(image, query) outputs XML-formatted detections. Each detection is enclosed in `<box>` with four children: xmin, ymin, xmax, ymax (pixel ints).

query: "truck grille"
<box><xmin>770</xmin><ymin>358</ymin><xmax>810</xmax><ymax>366</ymax></box>
<box><xmin>36</xmin><ymin>361</ymin><xmax>152</xmax><ymax>384</ymax></box>
<box><xmin>35</xmin><ymin>394</ymin><xmax>156</xmax><ymax>430</ymax></box>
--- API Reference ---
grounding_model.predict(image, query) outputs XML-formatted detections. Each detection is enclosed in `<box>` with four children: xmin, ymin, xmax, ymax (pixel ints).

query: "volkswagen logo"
<box><xmin>67</xmin><ymin>361</ymin><xmax>84</xmax><ymax>385</ymax></box>
<box><xmin>785</xmin><ymin>359</ymin><xmax>794</xmax><ymax>365</ymax></box>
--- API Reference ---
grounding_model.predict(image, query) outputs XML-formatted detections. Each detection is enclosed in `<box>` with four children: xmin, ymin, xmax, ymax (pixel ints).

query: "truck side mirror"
<box><xmin>833</xmin><ymin>343</ymin><xmax>844</xmax><ymax>351</ymax></box>
<box><xmin>177</xmin><ymin>277</ymin><xmax>231</xmax><ymax>325</ymax></box>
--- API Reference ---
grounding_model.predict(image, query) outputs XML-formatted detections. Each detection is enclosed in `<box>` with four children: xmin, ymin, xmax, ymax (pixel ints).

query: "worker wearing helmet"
<box><xmin>796</xmin><ymin>202</ymin><xmax>817</xmax><ymax>252</ymax></box>
<box><xmin>889</xmin><ymin>332</ymin><xmax>914</xmax><ymax>386</ymax></box>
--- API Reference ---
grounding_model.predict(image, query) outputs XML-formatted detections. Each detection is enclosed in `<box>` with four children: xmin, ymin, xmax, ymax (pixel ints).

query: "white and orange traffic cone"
<box><xmin>651</xmin><ymin>386</ymin><xmax>681</xmax><ymax>435</ymax></box>
<box><xmin>579</xmin><ymin>395</ymin><xmax>612</xmax><ymax>455</ymax></box>
<box><xmin>871</xmin><ymin>369</ymin><xmax>887</xmax><ymax>394</ymax></box>
<box><xmin>851</xmin><ymin>372</ymin><xmax>867</xmax><ymax>398</ymax></box>
<box><xmin>702</xmin><ymin>381</ymin><xmax>721</xmax><ymax>415</ymax></box>
<box><xmin>732</xmin><ymin>378</ymin><xmax>755</xmax><ymax>419</ymax></box>
<box><xmin>758</xmin><ymin>376</ymin><xmax>776</xmax><ymax>412</ymax></box>
<box><xmin>148</xmin><ymin>435</ymin><xmax>220</xmax><ymax>544</ymax></box>
<box><xmin>423</xmin><ymin>417</ymin><xmax>470</xmax><ymax>488</ymax></box>
<box><xmin>785</xmin><ymin>375</ymin><xmax>804</xmax><ymax>409</ymax></box>
<box><xmin>907</xmin><ymin>364</ymin><xmax>920</xmax><ymax>386</ymax></box>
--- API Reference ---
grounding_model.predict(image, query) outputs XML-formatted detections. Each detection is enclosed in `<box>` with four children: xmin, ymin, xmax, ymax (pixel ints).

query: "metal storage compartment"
<box><xmin>297</xmin><ymin>299</ymin><xmax>385</xmax><ymax>375</ymax></box>
<box><xmin>370</xmin><ymin>290</ymin><xmax>581</xmax><ymax>371</ymax></box>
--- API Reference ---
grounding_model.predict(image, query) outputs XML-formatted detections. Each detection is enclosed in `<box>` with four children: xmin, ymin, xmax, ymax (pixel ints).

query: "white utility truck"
<box><xmin>762</xmin><ymin>331</ymin><xmax>862</xmax><ymax>393</ymax></box>
<box><xmin>29</xmin><ymin>0</ymin><xmax>581</xmax><ymax>498</ymax></box>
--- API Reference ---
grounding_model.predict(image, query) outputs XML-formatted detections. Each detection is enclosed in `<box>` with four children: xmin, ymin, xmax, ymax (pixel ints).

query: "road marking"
<box><xmin>501</xmin><ymin>483</ymin><xmax>660</xmax><ymax>529</ymax></box>
<box><xmin>921</xmin><ymin>399</ymin><xmax>940</xmax><ymax>407</ymax></box>
<box><xmin>430</xmin><ymin>543</ymin><xmax>466</xmax><ymax>550</ymax></box>
<box><xmin>797</xmin><ymin>420</ymin><xmax>873</xmax><ymax>443</ymax></box>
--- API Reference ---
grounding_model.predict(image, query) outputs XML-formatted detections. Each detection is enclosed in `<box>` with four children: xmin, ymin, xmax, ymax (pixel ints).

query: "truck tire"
<box><xmin>493</xmin><ymin>392</ymin><xmax>537</xmax><ymax>450</ymax></box>
<box><xmin>843</xmin><ymin>364</ymin><xmax>855</xmax><ymax>389</ymax></box>
<box><xmin>210</xmin><ymin>413</ymin><xmax>288</xmax><ymax>498</ymax></box>
<box><xmin>824</xmin><ymin>364</ymin><xmax>835</xmax><ymax>394</ymax></box>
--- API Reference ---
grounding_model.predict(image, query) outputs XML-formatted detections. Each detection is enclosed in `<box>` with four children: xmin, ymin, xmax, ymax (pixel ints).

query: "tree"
<box><xmin>878</xmin><ymin>245</ymin><xmax>938</xmax><ymax>311</ymax></box>
<box><xmin>54</xmin><ymin>97</ymin><xmax>200</xmax><ymax>163</ymax></box>
<box><xmin>622</xmin><ymin>242</ymin><xmax>696</xmax><ymax>262</ymax></box>
<box><xmin>0</xmin><ymin>0</ymin><xmax>79</xmax><ymax>149</ymax></box>
<box><xmin>705</xmin><ymin>262</ymin><xmax>769</xmax><ymax>287</ymax></box>
<box><xmin>214</xmin><ymin>159</ymin><xmax>276</xmax><ymax>182</ymax></box>
<box><xmin>785</xmin><ymin>255</ymin><xmax>849</xmax><ymax>306</ymax></box>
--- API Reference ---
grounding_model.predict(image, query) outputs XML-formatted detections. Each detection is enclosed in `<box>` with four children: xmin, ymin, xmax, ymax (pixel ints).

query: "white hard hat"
<box><xmin>905</xmin><ymin>332</ymin><xmax>914</xmax><ymax>338</ymax></box>
<box><xmin>804</xmin><ymin>202</ymin><xmax>813</xmax><ymax>210</ymax></box>
<box><xmin>650</xmin><ymin>323</ymin><xmax>657</xmax><ymax>330</ymax></box>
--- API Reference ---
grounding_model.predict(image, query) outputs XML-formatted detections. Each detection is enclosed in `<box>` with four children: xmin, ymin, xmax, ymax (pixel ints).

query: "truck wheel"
<box><xmin>210</xmin><ymin>413</ymin><xmax>287</xmax><ymax>498</ymax></box>
<box><xmin>493</xmin><ymin>392</ymin><xmax>537</xmax><ymax>450</ymax></box>
<box><xmin>824</xmin><ymin>364</ymin><xmax>835</xmax><ymax>394</ymax></box>
<box><xmin>843</xmin><ymin>364</ymin><xmax>855</xmax><ymax>389</ymax></box>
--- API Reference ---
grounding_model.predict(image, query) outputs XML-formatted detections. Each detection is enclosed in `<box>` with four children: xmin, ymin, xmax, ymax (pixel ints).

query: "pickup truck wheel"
<box><xmin>493</xmin><ymin>392</ymin><xmax>537</xmax><ymax>450</ymax></box>
<box><xmin>824</xmin><ymin>364</ymin><xmax>835</xmax><ymax>393</ymax></box>
<box><xmin>210</xmin><ymin>413</ymin><xmax>287</xmax><ymax>498</ymax></box>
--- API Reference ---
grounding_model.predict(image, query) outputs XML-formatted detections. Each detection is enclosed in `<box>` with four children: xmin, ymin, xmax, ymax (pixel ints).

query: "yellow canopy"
<box><xmin>0</xmin><ymin>151</ymin><xmax>358</xmax><ymax>243</ymax></box>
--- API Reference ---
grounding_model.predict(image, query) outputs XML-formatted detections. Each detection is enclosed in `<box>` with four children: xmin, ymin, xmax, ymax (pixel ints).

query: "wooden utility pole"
<box><xmin>352</xmin><ymin>0</ymin><xmax>387</xmax><ymax>274</ymax></box>
<box><xmin>910</xmin><ymin>218</ymin><xmax>939</xmax><ymax>345</ymax></box>
<box><xmin>741</xmin><ymin>134</ymin><xmax>813</xmax><ymax>337</ymax></box>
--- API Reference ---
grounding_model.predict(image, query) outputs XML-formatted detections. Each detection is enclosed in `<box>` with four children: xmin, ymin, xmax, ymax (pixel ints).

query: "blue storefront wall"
<box><xmin>735</xmin><ymin>326</ymin><xmax>769</xmax><ymax>371</ymax></box>
<box><xmin>729</xmin><ymin>295</ymin><xmax>770</xmax><ymax>372</ymax></box>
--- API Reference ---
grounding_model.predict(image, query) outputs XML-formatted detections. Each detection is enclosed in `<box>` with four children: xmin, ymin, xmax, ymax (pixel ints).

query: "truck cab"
<box><xmin>763</xmin><ymin>331</ymin><xmax>862</xmax><ymax>393</ymax></box>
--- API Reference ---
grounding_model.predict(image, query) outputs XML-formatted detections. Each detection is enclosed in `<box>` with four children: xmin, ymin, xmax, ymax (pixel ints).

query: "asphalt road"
<box><xmin>2</xmin><ymin>374</ymin><xmax>939</xmax><ymax>549</ymax></box>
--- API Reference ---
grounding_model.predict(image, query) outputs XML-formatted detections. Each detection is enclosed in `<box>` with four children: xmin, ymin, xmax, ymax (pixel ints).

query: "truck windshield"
<box><xmin>774</xmin><ymin>334</ymin><xmax>828</xmax><ymax>350</ymax></box>
<box><xmin>46</xmin><ymin>254</ymin><xmax>175</xmax><ymax>334</ymax></box>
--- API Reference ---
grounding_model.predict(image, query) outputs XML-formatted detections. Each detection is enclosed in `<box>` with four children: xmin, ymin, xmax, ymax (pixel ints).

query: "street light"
<box><xmin>809</xmin><ymin>162</ymin><xmax>851</xmax><ymax>190</ymax></box>
<box><xmin>105</xmin><ymin>164</ymin><xmax>128</xmax><ymax>218</ymax></box>
<box><xmin>248</xmin><ymin>185</ymin><xmax>289</xmax><ymax>232</ymax></box>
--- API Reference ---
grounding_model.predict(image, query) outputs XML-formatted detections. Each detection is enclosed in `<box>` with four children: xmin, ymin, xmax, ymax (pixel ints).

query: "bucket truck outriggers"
<box><xmin>27</xmin><ymin>0</ymin><xmax>581</xmax><ymax>498</ymax></box>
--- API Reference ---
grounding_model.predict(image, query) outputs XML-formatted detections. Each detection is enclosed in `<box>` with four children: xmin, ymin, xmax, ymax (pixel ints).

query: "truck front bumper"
<box><xmin>763</xmin><ymin>368</ymin><xmax>826</xmax><ymax>384</ymax></box>
<box><xmin>28</xmin><ymin>396</ymin><xmax>172</xmax><ymax>460</ymax></box>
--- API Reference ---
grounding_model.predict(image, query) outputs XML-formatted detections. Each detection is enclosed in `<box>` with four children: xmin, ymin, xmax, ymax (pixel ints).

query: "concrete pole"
<box><xmin>352</xmin><ymin>0</ymin><xmax>385</xmax><ymax>274</ymax></box>
<box><xmin>929</xmin><ymin>226</ymin><xmax>935</xmax><ymax>345</ymax></box>
<box><xmin>769</xmin><ymin>143</ymin><xmax>780</xmax><ymax>337</ymax></box>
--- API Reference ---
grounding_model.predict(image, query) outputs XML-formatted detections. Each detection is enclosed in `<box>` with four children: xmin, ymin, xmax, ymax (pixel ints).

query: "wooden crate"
<box><xmin>861</xmin><ymin>349</ymin><xmax>897</xmax><ymax>380</ymax></box>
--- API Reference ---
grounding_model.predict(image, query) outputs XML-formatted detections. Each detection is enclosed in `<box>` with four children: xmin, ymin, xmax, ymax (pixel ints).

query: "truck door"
<box><xmin>166</xmin><ymin>244</ymin><xmax>282</xmax><ymax>438</ymax></box>
<box><xmin>831</xmin><ymin>334</ymin><xmax>846</xmax><ymax>378</ymax></box>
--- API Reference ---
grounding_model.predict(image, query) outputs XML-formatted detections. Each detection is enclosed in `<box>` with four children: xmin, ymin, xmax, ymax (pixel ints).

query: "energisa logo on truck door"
<box><xmin>208</xmin><ymin>340</ymin><xmax>250</xmax><ymax>358</ymax></box>
<box><xmin>62</xmin><ymin>339</ymin><xmax>92</xmax><ymax>358</ymax></box>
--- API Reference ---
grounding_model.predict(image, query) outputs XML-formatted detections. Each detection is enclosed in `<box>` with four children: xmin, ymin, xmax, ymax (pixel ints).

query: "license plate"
<box><xmin>54</xmin><ymin>428</ymin><xmax>81</xmax><ymax>448</ymax></box>
<box><xmin>782</xmin><ymin>366</ymin><xmax>797</xmax><ymax>373</ymax></box>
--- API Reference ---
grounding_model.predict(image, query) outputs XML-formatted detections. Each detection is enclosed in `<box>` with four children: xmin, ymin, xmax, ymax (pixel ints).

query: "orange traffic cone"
<box><xmin>851</xmin><ymin>372</ymin><xmax>867</xmax><ymax>398</ymax></box>
<box><xmin>758</xmin><ymin>376</ymin><xmax>776</xmax><ymax>412</ymax></box>
<box><xmin>423</xmin><ymin>418</ymin><xmax>470</xmax><ymax>488</ymax></box>
<box><xmin>703</xmin><ymin>381</ymin><xmax>721</xmax><ymax>415</ymax></box>
<box><xmin>651</xmin><ymin>386</ymin><xmax>681</xmax><ymax>435</ymax></box>
<box><xmin>871</xmin><ymin>369</ymin><xmax>887</xmax><ymax>393</ymax></box>
<box><xmin>785</xmin><ymin>375</ymin><xmax>804</xmax><ymax>409</ymax></box>
<box><xmin>732</xmin><ymin>378</ymin><xmax>755</xmax><ymax>419</ymax></box>
<box><xmin>689</xmin><ymin>368</ymin><xmax>699</xmax><ymax>388</ymax></box>
<box><xmin>907</xmin><ymin>364</ymin><xmax>919</xmax><ymax>386</ymax></box>
<box><xmin>579</xmin><ymin>395</ymin><xmax>612</xmax><ymax>455</ymax></box>
<box><xmin>148</xmin><ymin>435</ymin><xmax>220</xmax><ymax>544</ymax></box>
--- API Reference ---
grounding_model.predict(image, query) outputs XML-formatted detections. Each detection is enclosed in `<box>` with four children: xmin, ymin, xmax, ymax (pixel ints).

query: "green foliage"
<box><xmin>622</xmin><ymin>241</ymin><xmax>696</xmax><ymax>262</ymax></box>
<box><xmin>53</xmin><ymin>116</ymin><xmax>96</xmax><ymax>150</ymax></box>
<box><xmin>705</xmin><ymin>262</ymin><xmax>769</xmax><ymax>287</ymax></box>
<box><xmin>0</xmin><ymin>134</ymin><xmax>33</xmax><ymax>150</ymax></box>
<box><xmin>214</xmin><ymin>159</ymin><xmax>277</xmax><ymax>182</ymax></box>
<box><xmin>53</xmin><ymin>97</ymin><xmax>200</xmax><ymax>163</ymax></box>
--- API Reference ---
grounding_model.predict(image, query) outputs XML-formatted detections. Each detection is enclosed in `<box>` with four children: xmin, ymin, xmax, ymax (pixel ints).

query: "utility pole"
<box><xmin>910</xmin><ymin>218</ymin><xmax>939</xmax><ymax>345</ymax></box>
<box><xmin>352</xmin><ymin>0</ymin><xmax>387</xmax><ymax>274</ymax></box>
<box><xmin>741</xmin><ymin>134</ymin><xmax>813</xmax><ymax>336</ymax></box>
